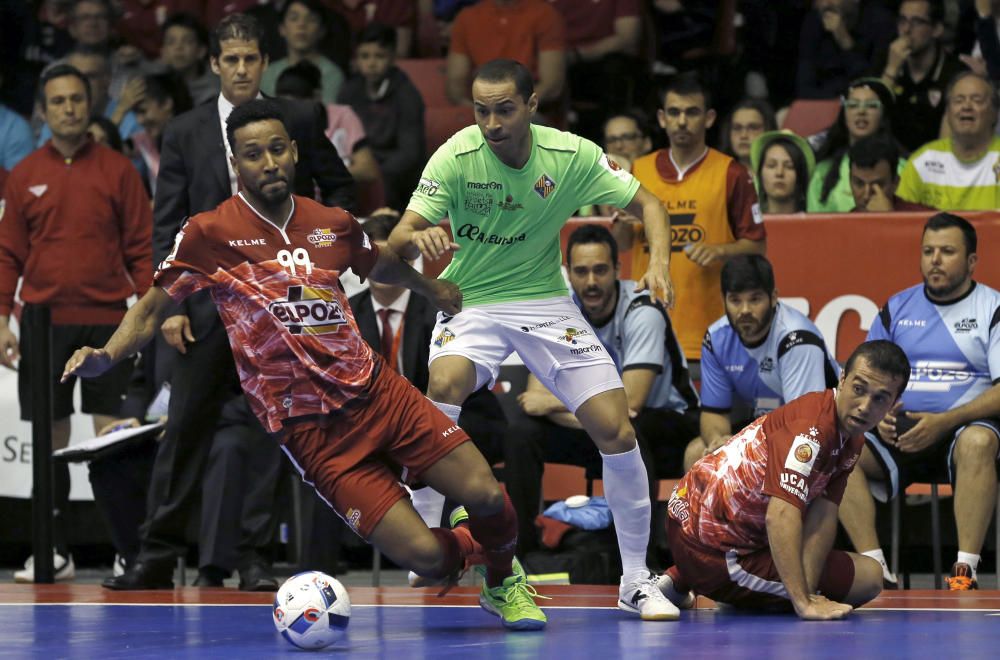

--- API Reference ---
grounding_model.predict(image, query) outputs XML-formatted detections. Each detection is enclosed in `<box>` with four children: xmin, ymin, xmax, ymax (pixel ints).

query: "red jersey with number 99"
<box><xmin>154</xmin><ymin>193</ymin><xmax>379</xmax><ymax>432</ymax></box>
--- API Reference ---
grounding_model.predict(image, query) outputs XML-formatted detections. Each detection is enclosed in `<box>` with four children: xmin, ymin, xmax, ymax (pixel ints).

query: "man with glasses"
<box><xmin>897</xmin><ymin>71</ymin><xmax>1000</xmax><ymax>210</ymax></box>
<box><xmin>881</xmin><ymin>0</ymin><xmax>966</xmax><ymax>152</ymax></box>
<box><xmin>625</xmin><ymin>74</ymin><xmax>765</xmax><ymax>364</ymax></box>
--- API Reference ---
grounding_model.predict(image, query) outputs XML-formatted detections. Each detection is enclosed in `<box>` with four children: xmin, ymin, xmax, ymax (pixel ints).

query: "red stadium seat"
<box><xmin>425</xmin><ymin>105</ymin><xmax>473</xmax><ymax>155</ymax></box>
<box><xmin>781</xmin><ymin>99</ymin><xmax>841</xmax><ymax>138</ymax></box>
<box><xmin>397</xmin><ymin>58</ymin><xmax>451</xmax><ymax>108</ymax></box>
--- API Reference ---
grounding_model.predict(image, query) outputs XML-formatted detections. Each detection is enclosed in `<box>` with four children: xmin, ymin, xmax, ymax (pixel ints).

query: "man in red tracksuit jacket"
<box><xmin>0</xmin><ymin>63</ymin><xmax>152</xmax><ymax>583</ymax></box>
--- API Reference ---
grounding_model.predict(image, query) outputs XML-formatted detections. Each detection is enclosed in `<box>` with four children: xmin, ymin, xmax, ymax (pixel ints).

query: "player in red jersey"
<box><xmin>657</xmin><ymin>340</ymin><xmax>910</xmax><ymax>620</ymax></box>
<box><xmin>62</xmin><ymin>99</ymin><xmax>547</xmax><ymax>630</ymax></box>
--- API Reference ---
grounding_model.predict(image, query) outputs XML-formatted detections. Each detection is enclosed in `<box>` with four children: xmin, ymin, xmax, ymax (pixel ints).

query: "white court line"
<box><xmin>0</xmin><ymin>602</ymin><xmax>619</xmax><ymax>610</ymax></box>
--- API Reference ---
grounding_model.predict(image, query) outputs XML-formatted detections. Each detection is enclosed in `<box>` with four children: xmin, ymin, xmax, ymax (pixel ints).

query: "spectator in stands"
<box><xmin>115</xmin><ymin>0</ymin><xmax>203</xmax><ymax>60</ymax></box>
<box><xmin>338</xmin><ymin>23</ymin><xmax>424</xmax><ymax>211</ymax></box>
<box><xmin>0</xmin><ymin>71</ymin><xmax>33</xmax><ymax>177</ymax></box>
<box><xmin>347</xmin><ymin>212</ymin><xmax>507</xmax><ymax>584</ymax></box>
<box><xmin>502</xmin><ymin>224</ymin><xmax>699</xmax><ymax>557</ymax></box>
<box><xmin>807</xmin><ymin>77</ymin><xmax>904</xmax><ymax>213</ymax></box>
<box><xmin>956</xmin><ymin>0</ymin><xmax>1000</xmax><ymax>82</ymax></box>
<box><xmin>67</xmin><ymin>0</ymin><xmax>152</xmax><ymax>102</ymax></box>
<box><xmin>261</xmin><ymin>0</ymin><xmax>346</xmax><ymax>106</ymax></box>
<box><xmin>839</xmin><ymin>213</ymin><xmax>1000</xmax><ymax>591</ymax></box>
<box><xmin>276</xmin><ymin>61</ymin><xmax>380</xmax><ymax>186</ymax></box>
<box><xmin>446</xmin><ymin>0</ymin><xmax>567</xmax><ymax>120</ymax></box>
<box><xmin>327</xmin><ymin>0</ymin><xmax>417</xmax><ymax>58</ymax></box>
<box><xmin>37</xmin><ymin>47</ymin><xmax>142</xmax><ymax>145</ymax></box>
<box><xmin>881</xmin><ymin>0</ymin><xmax>967</xmax><ymax>153</ymax></box>
<box><xmin>0</xmin><ymin>64</ymin><xmax>152</xmax><ymax>583</ymax></box>
<box><xmin>104</xmin><ymin>13</ymin><xmax>353</xmax><ymax>592</ymax></box>
<box><xmin>548</xmin><ymin>0</ymin><xmax>644</xmax><ymax>141</ymax></box>
<box><xmin>897</xmin><ymin>71</ymin><xmax>1000</xmax><ymax>210</ymax></box>
<box><xmin>603</xmin><ymin>111</ymin><xmax>653</xmax><ymax>172</ymax></box>
<box><xmin>625</xmin><ymin>74</ymin><xmax>765</xmax><ymax>363</ymax></box>
<box><xmin>684</xmin><ymin>254</ymin><xmax>840</xmax><ymax>471</ymax></box>
<box><xmin>718</xmin><ymin>99</ymin><xmax>777</xmax><ymax>171</ymax></box>
<box><xmin>129</xmin><ymin>72</ymin><xmax>194</xmax><ymax>196</ymax></box>
<box><xmin>160</xmin><ymin>12</ymin><xmax>220</xmax><ymax>107</ymax></box>
<box><xmin>87</xmin><ymin>114</ymin><xmax>123</xmax><ymax>152</ymax></box>
<box><xmin>751</xmin><ymin>130</ymin><xmax>814</xmax><ymax>214</ymax></box>
<box><xmin>797</xmin><ymin>0</ymin><xmax>896</xmax><ymax>99</ymax></box>
<box><xmin>848</xmin><ymin>134</ymin><xmax>929</xmax><ymax>212</ymax></box>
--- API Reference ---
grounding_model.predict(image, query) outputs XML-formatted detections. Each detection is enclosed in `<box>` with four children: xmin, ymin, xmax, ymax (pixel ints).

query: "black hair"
<box><xmin>37</xmin><ymin>63</ymin><xmax>91</xmax><ymax>108</ymax></box>
<box><xmin>923</xmin><ymin>212</ymin><xmax>977</xmax><ymax>255</ymax></box>
<box><xmin>848</xmin><ymin>134</ymin><xmax>899</xmax><ymax>172</ymax></box>
<box><xmin>718</xmin><ymin>99</ymin><xmax>777</xmax><ymax>158</ymax></box>
<box><xmin>756</xmin><ymin>136</ymin><xmax>810</xmax><ymax>213</ymax></box>
<box><xmin>69</xmin><ymin>0</ymin><xmax>114</xmax><ymax>18</ymax></box>
<box><xmin>142</xmin><ymin>72</ymin><xmax>193</xmax><ymax>117</ymax></box>
<box><xmin>226</xmin><ymin>98</ymin><xmax>287</xmax><ymax>153</ymax></box>
<box><xmin>280</xmin><ymin>0</ymin><xmax>329</xmax><ymax>24</ymax></box>
<box><xmin>357</xmin><ymin>22</ymin><xmax>397</xmax><ymax>51</ymax></box>
<box><xmin>474</xmin><ymin>59</ymin><xmax>535</xmax><ymax>103</ymax></box>
<box><xmin>901</xmin><ymin>0</ymin><xmax>945</xmax><ymax>24</ymax></box>
<box><xmin>720</xmin><ymin>254</ymin><xmax>775</xmax><ymax>295</ymax></box>
<box><xmin>602</xmin><ymin>109</ymin><xmax>651</xmax><ymax>141</ymax></box>
<box><xmin>163</xmin><ymin>12</ymin><xmax>209</xmax><ymax>48</ymax></box>
<box><xmin>362</xmin><ymin>212</ymin><xmax>401</xmax><ymax>242</ymax></box>
<box><xmin>816</xmin><ymin>78</ymin><xmax>898</xmax><ymax>204</ymax></box>
<box><xmin>211</xmin><ymin>13</ymin><xmax>265</xmax><ymax>59</ymax></box>
<box><xmin>843</xmin><ymin>340</ymin><xmax>911</xmax><ymax>395</ymax></box>
<box><xmin>657</xmin><ymin>72</ymin><xmax>712</xmax><ymax>112</ymax></box>
<box><xmin>565</xmin><ymin>224</ymin><xmax>619</xmax><ymax>268</ymax></box>
<box><xmin>276</xmin><ymin>60</ymin><xmax>322</xmax><ymax>100</ymax></box>
<box><xmin>89</xmin><ymin>115</ymin><xmax>122</xmax><ymax>151</ymax></box>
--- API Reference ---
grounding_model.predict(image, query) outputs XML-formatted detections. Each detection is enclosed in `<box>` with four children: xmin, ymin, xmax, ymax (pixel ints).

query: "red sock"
<box><xmin>468</xmin><ymin>489</ymin><xmax>518</xmax><ymax>587</ymax></box>
<box><xmin>426</xmin><ymin>527</ymin><xmax>463</xmax><ymax>580</ymax></box>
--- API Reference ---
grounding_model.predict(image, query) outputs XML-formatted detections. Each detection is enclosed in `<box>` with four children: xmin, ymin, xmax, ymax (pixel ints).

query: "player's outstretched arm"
<box><xmin>388</xmin><ymin>210</ymin><xmax>459</xmax><ymax>262</ymax></box>
<box><xmin>625</xmin><ymin>185</ymin><xmax>673</xmax><ymax>309</ymax></box>
<box><xmin>61</xmin><ymin>287</ymin><xmax>174</xmax><ymax>382</ymax></box>
<box><xmin>369</xmin><ymin>242</ymin><xmax>462</xmax><ymax>315</ymax></box>
<box><xmin>802</xmin><ymin>498</ymin><xmax>840</xmax><ymax>593</ymax></box>
<box><xmin>766</xmin><ymin>496</ymin><xmax>852</xmax><ymax>620</ymax></box>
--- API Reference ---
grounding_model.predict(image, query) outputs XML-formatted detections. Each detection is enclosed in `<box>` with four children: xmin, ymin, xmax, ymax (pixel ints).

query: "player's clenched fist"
<box><xmin>424</xmin><ymin>278</ymin><xmax>463</xmax><ymax>315</ymax></box>
<box><xmin>62</xmin><ymin>347</ymin><xmax>114</xmax><ymax>382</ymax></box>
<box><xmin>412</xmin><ymin>226</ymin><xmax>459</xmax><ymax>261</ymax></box>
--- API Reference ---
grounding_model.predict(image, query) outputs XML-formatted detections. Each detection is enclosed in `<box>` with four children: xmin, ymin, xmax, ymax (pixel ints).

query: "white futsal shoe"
<box><xmin>618</xmin><ymin>572</ymin><xmax>681</xmax><ymax>620</ymax></box>
<box><xmin>14</xmin><ymin>552</ymin><xmax>75</xmax><ymax>583</ymax></box>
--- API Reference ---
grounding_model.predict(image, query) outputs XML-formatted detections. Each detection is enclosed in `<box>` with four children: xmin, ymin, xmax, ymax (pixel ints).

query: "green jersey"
<box><xmin>407</xmin><ymin>124</ymin><xmax>640</xmax><ymax>307</ymax></box>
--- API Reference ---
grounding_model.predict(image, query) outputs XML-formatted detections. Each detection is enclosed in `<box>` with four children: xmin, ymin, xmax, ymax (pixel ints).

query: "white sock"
<box><xmin>600</xmin><ymin>444</ymin><xmax>651</xmax><ymax>583</ymax></box>
<box><xmin>409</xmin><ymin>486</ymin><xmax>447</xmax><ymax>528</ymax></box>
<box><xmin>957</xmin><ymin>551</ymin><xmax>980</xmax><ymax>579</ymax></box>
<box><xmin>861</xmin><ymin>549</ymin><xmax>895</xmax><ymax>581</ymax></box>
<box><xmin>430</xmin><ymin>400</ymin><xmax>462</xmax><ymax>423</ymax></box>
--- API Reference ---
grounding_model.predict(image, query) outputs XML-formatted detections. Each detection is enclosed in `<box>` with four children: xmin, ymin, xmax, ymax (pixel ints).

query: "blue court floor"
<box><xmin>2</xmin><ymin>600</ymin><xmax>1000</xmax><ymax>659</ymax></box>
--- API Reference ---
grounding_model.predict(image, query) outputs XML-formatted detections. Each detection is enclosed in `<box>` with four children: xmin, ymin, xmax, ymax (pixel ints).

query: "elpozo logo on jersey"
<box><xmin>268</xmin><ymin>285</ymin><xmax>347</xmax><ymax>335</ymax></box>
<box><xmin>306</xmin><ymin>227</ymin><xmax>337</xmax><ymax>248</ymax></box>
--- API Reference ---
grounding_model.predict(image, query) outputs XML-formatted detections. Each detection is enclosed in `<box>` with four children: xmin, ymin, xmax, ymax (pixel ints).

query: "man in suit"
<box><xmin>105</xmin><ymin>13</ymin><xmax>355</xmax><ymax>590</ymax></box>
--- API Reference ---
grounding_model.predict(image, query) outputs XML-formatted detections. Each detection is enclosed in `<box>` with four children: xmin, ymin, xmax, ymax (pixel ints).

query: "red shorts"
<box><xmin>280</xmin><ymin>364</ymin><xmax>470</xmax><ymax>539</ymax></box>
<box><xmin>666</xmin><ymin>516</ymin><xmax>855</xmax><ymax>610</ymax></box>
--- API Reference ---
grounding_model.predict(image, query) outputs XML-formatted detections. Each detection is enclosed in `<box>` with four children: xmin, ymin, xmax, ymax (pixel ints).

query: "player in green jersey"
<box><xmin>389</xmin><ymin>59</ymin><xmax>679</xmax><ymax>621</ymax></box>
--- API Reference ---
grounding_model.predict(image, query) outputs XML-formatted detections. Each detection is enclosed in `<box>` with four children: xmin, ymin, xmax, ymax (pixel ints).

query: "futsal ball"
<box><xmin>272</xmin><ymin>571</ymin><xmax>351</xmax><ymax>650</ymax></box>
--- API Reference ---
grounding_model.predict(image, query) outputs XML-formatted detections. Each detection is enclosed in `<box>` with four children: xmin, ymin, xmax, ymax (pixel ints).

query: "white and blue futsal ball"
<box><xmin>272</xmin><ymin>571</ymin><xmax>351</xmax><ymax>650</ymax></box>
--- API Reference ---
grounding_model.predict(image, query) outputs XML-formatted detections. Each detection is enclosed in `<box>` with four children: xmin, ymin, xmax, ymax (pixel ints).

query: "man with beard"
<box><xmin>897</xmin><ymin>71</ymin><xmax>1000</xmax><ymax>210</ymax></box>
<box><xmin>838</xmin><ymin>213</ymin><xmax>1000</xmax><ymax>591</ymax></box>
<box><xmin>63</xmin><ymin>99</ymin><xmax>549</xmax><ymax>631</ymax></box>
<box><xmin>502</xmin><ymin>224</ymin><xmax>700</xmax><ymax>558</ymax></box>
<box><xmin>685</xmin><ymin>255</ymin><xmax>840</xmax><ymax>471</ymax></box>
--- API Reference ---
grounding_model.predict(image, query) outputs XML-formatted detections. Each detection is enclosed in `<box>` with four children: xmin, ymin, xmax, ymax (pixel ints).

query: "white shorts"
<box><xmin>428</xmin><ymin>296</ymin><xmax>622</xmax><ymax>413</ymax></box>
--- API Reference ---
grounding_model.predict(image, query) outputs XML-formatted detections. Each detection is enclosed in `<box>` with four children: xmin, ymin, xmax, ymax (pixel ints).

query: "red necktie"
<box><xmin>377</xmin><ymin>308</ymin><xmax>397</xmax><ymax>370</ymax></box>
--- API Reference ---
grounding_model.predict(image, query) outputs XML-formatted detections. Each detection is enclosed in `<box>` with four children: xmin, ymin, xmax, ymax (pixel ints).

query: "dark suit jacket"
<box><xmin>348</xmin><ymin>289</ymin><xmax>506</xmax><ymax>464</ymax></box>
<box><xmin>152</xmin><ymin>96</ymin><xmax>354</xmax><ymax>267</ymax></box>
